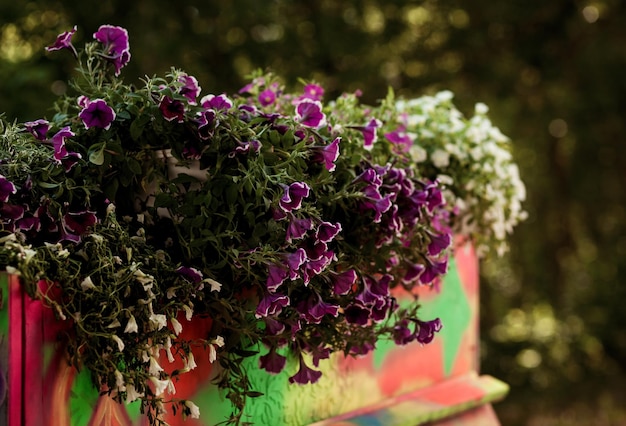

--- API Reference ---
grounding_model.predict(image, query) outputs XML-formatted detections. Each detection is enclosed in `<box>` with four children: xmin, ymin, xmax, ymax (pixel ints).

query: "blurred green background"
<box><xmin>2</xmin><ymin>1</ymin><xmax>625</xmax><ymax>424</ymax></box>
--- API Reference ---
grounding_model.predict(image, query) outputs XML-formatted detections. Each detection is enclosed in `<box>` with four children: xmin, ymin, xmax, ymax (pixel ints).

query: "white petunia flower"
<box><xmin>125</xmin><ymin>384</ymin><xmax>144</xmax><ymax>404</ymax></box>
<box><xmin>204</xmin><ymin>277</ymin><xmax>222</xmax><ymax>292</ymax></box>
<box><xmin>149</xmin><ymin>356</ymin><xmax>164</xmax><ymax>376</ymax></box>
<box><xmin>114</xmin><ymin>369</ymin><xmax>126</xmax><ymax>392</ymax></box>
<box><xmin>430</xmin><ymin>149</ymin><xmax>450</xmax><ymax>168</ymax></box>
<box><xmin>184</xmin><ymin>351</ymin><xmax>197</xmax><ymax>371</ymax></box>
<box><xmin>149</xmin><ymin>377</ymin><xmax>170</xmax><ymax>396</ymax></box>
<box><xmin>80</xmin><ymin>276</ymin><xmax>96</xmax><ymax>290</ymax></box>
<box><xmin>185</xmin><ymin>400</ymin><xmax>201</xmax><ymax>419</ymax></box>
<box><xmin>149</xmin><ymin>313</ymin><xmax>167</xmax><ymax>330</ymax></box>
<box><xmin>170</xmin><ymin>317</ymin><xmax>183</xmax><ymax>335</ymax></box>
<box><xmin>111</xmin><ymin>335</ymin><xmax>125</xmax><ymax>352</ymax></box>
<box><xmin>124</xmin><ymin>315</ymin><xmax>138</xmax><ymax>333</ymax></box>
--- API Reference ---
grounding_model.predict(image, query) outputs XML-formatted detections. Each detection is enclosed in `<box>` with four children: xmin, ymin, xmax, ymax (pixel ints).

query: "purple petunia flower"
<box><xmin>178</xmin><ymin>74</ymin><xmax>201</xmax><ymax>105</ymax></box>
<box><xmin>159</xmin><ymin>96</ymin><xmax>186</xmax><ymax>122</ymax></box>
<box><xmin>286</xmin><ymin>216</ymin><xmax>313</xmax><ymax>243</ymax></box>
<box><xmin>0</xmin><ymin>203</ymin><xmax>24</xmax><ymax>221</ymax></box>
<box><xmin>0</xmin><ymin>175</ymin><xmax>17</xmax><ymax>203</ymax></box>
<box><xmin>93</xmin><ymin>25</ymin><xmax>131</xmax><ymax>76</ymax></box>
<box><xmin>45</xmin><ymin>26</ymin><xmax>77</xmax><ymax>57</ymax></box>
<box><xmin>61</xmin><ymin>152</ymin><xmax>82</xmax><ymax>173</ymax></box>
<box><xmin>259</xmin><ymin>347</ymin><xmax>287</xmax><ymax>374</ymax></box>
<box><xmin>312</xmin><ymin>137</ymin><xmax>340</xmax><ymax>172</ymax></box>
<box><xmin>61</xmin><ymin>210</ymin><xmax>97</xmax><ymax>242</ymax></box>
<box><xmin>384</xmin><ymin>128</ymin><xmax>413</xmax><ymax>153</ymax></box>
<box><xmin>330</xmin><ymin>269</ymin><xmax>357</xmax><ymax>295</ymax></box>
<box><xmin>360</xmin><ymin>193</ymin><xmax>393</xmax><ymax>223</ymax></box>
<box><xmin>79</xmin><ymin>98</ymin><xmax>116</xmax><ymax>130</ymax></box>
<box><xmin>256</xmin><ymin>293</ymin><xmax>290</xmax><ymax>318</ymax></box>
<box><xmin>428</xmin><ymin>231</ymin><xmax>452</xmax><ymax>256</ymax></box>
<box><xmin>301</xmin><ymin>83</ymin><xmax>324</xmax><ymax>101</ymax></box>
<box><xmin>351</xmin><ymin>118</ymin><xmax>382</xmax><ymax>151</ymax></box>
<box><xmin>393</xmin><ymin>319</ymin><xmax>415</xmax><ymax>345</ymax></box>
<box><xmin>258</xmin><ymin>89</ymin><xmax>276</xmax><ymax>107</ymax></box>
<box><xmin>279</xmin><ymin>182</ymin><xmax>310</xmax><ymax>212</ymax></box>
<box><xmin>402</xmin><ymin>262</ymin><xmax>425</xmax><ymax>284</ymax></box>
<box><xmin>415</xmin><ymin>318</ymin><xmax>443</xmax><ymax>344</ymax></box>
<box><xmin>289</xmin><ymin>355</ymin><xmax>322</xmax><ymax>385</ymax></box>
<box><xmin>421</xmin><ymin>182</ymin><xmax>445</xmax><ymax>212</ymax></box>
<box><xmin>201</xmin><ymin>94</ymin><xmax>233</xmax><ymax>111</ymax></box>
<box><xmin>315</xmin><ymin>221</ymin><xmax>342</xmax><ymax>243</ymax></box>
<box><xmin>348</xmin><ymin>341</ymin><xmax>375</xmax><ymax>356</ymax></box>
<box><xmin>344</xmin><ymin>302</ymin><xmax>370</xmax><ymax>326</ymax></box>
<box><xmin>50</xmin><ymin>126</ymin><xmax>74</xmax><ymax>163</ymax></box>
<box><xmin>295</xmin><ymin>99</ymin><xmax>326</xmax><ymax>128</ymax></box>
<box><xmin>286</xmin><ymin>248</ymin><xmax>307</xmax><ymax>280</ymax></box>
<box><xmin>297</xmin><ymin>293</ymin><xmax>339</xmax><ymax>324</ymax></box>
<box><xmin>419</xmin><ymin>257</ymin><xmax>448</xmax><ymax>285</ymax></box>
<box><xmin>230</xmin><ymin>140</ymin><xmax>262</xmax><ymax>158</ymax></box>
<box><xmin>264</xmin><ymin>317</ymin><xmax>286</xmax><ymax>335</ymax></box>
<box><xmin>266</xmin><ymin>263</ymin><xmax>288</xmax><ymax>292</ymax></box>
<box><xmin>24</xmin><ymin>119</ymin><xmax>50</xmax><ymax>141</ymax></box>
<box><xmin>176</xmin><ymin>266</ymin><xmax>203</xmax><ymax>284</ymax></box>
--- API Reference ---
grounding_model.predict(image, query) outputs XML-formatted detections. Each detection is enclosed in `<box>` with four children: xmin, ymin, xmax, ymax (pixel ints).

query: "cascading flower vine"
<box><xmin>0</xmin><ymin>24</ymin><xmax>524</xmax><ymax>425</ymax></box>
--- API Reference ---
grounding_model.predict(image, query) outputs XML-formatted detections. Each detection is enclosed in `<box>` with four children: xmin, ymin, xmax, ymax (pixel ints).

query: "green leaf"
<box><xmin>130</xmin><ymin>115</ymin><xmax>151</xmax><ymax>141</ymax></box>
<box><xmin>89</xmin><ymin>145</ymin><xmax>105</xmax><ymax>165</ymax></box>
<box><xmin>36</xmin><ymin>181</ymin><xmax>61</xmax><ymax>189</ymax></box>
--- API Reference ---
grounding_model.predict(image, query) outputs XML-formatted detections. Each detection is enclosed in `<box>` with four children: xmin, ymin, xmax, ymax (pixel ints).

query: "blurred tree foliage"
<box><xmin>2</xmin><ymin>1</ymin><xmax>626</xmax><ymax>424</ymax></box>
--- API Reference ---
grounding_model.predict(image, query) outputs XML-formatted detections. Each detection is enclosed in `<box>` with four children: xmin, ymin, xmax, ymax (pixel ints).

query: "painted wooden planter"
<box><xmin>0</xmin><ymin>240</ymin><xmax>508</xmax><ymax>425</ymax></box>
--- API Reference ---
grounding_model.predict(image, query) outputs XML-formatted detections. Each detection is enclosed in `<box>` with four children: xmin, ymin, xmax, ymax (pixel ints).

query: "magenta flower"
<box><xmin>24</xmin><ymin>119</ymin><xmax>50</xmax><ymax>140</ymax></box>
<box><xmin>384</xmin><ymin>128</ymin><xmax>413</xmax><ymax>153</ymax></box>
<box><xmin>415</xmin><ymin>318</ymin><xmax>443</xmax><ymax>344</ymax></box>
<box><xmin>256</xmin><ymin>293</ymin><xmax>290</xmax><ymax>318</ymax></box>
<box><xmin>315</xmin><ymin>221</ymin><xmax>342</xmax><ymax>243</ymax></box>
<box><xmin>258</xmin><ymin>89</ymin><xmax>276</xmax><ymax>107</ymax></box>
<box><xmin>61</xmin><ymin>210</ymin><xmax>97</xmax><ymax>242</ymax></box>
<box><xmin>61</xmin><ymin>152</ymin><xmax>82</xmax><ymax>173</ymax></box>
<box><xmin>45</xmin><ymin>26</ymin><xmax>77</xmax><ymax>57</ymax></box>
<box><xmin>178</xmin><ymin>74</ymin><xmax>201</xmax><ymax>105</ymax></box>
<box><xmin>286</xmin><ymin>248</ymin><xmax>307</xmax><ymax>280</ymax></box>
<box><xmin>330</xmin><ymin>269</ymin><xmax>357</xmax><ymax>295</ymax></box>
<box><xmin>393</xmin><ymin>319</ymin><xmax>415</xmax><ymax>345</ymax></box>
<box><xmin>259</xmin><ymin>347</ymin><xmax>287</xmax><ymax>374</ymax></box>
<box><xmin>266</xmin><ymin>264</ymin><xmax>288</xmax><ymax>292</ymax></box>
<box><xmin>50</xmin><ymin>126</ymin><xmax>75</xmax><ymax>163</ymax></box>
<box><xmin>295</xmin><ymin>99</ymin><xmax>326</xmax><ymax>128</ymax></box>
<box><xmin>279</xmin><ymin>182</ymin><xmax>310</xmax><ymax>212</ymax></box>
<box><xmin>79</xmin><ymin>99</ymin><xmax>116</xmax><ymax>130</ymax></box>
<box><xmin>201</xmin><ymin>94</ymin><xmax>233</xmax><ymax>111</ymax></box>
<box><xmin>425</xmin><ymin>183</ymin><xmax>445</xmax><ymax>212</ymax></box>
<box><xmin>351</xmin><ymin>118</ymin><xmax>382</xmax><ymax>150</ymax></box>
<box><xmin>344</xmin><ymin>302</ymin><xmax>370</xmax><ymax>326</ymax></box>
<box><xmin>402</xmin><ymin>262</ymin><xmax>425</xmax><ymax>284</ymax></box>
<box><xmin>428</xmin><ymin>232</ymin><xmax>452</xmax><ymax>256</ymax></box>
<box><xmin>0</xmin><ymin>175</ymin><xmax>17</xmax><ymax>203</ymax></box>
<box><xmin>297</xmin><ymin>293</ymin><xmax>339</xmax><ymax>324</ymax></box>
<box><xmin>93</xmin><ymin>25</ymin><xmax>131</xmax><ymax>75</ymax></box>
<box><xmin>286</xmin><ymin>216</ymin><xmax>313</xmax><ymax>243</ymax></box>
<box><xmin>312</xmin><ymin>137</ymin><xmax>340</xmax><ymax>172</ymax></box>
<box><xmin>176</xmin><ymin>266</ymin><xmax>203</xmax><ymax>284</ymax></box>
<box><xmin>419</xmin><ymin>257</ymin><xmax>448</xmax><ymax>284</ymax></box>
<box><xmin>159</xmin><ymin>96</ymin><xmax>186</xmax><ymax>122</ymax></box>
<box><xmin>230</xmin><ymin>140</ymin><xmax>262</xmax><ymax>157</ymax></box>
<box><xmin>289</xmin><ymin>355</ymin><xmax>322</xmax><ymax>385</ymax></box>
<box><xmin>302</xmin><ymin>83</ymin><xmax>324</xmax><ymax>101</ymax></box>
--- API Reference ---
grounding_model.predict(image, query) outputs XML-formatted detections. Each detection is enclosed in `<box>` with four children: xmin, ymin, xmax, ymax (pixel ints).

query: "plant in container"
<box><xmin>0</xmin><ymin>24</ymin><xmax>525</xmax><ymax>425</ymax></box>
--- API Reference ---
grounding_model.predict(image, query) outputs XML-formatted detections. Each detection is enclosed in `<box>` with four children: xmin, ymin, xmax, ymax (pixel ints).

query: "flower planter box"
<box><xmin>0</xmin><ymin>241</ymin><xmax>508</xmax><ymax>426</ymax></box>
